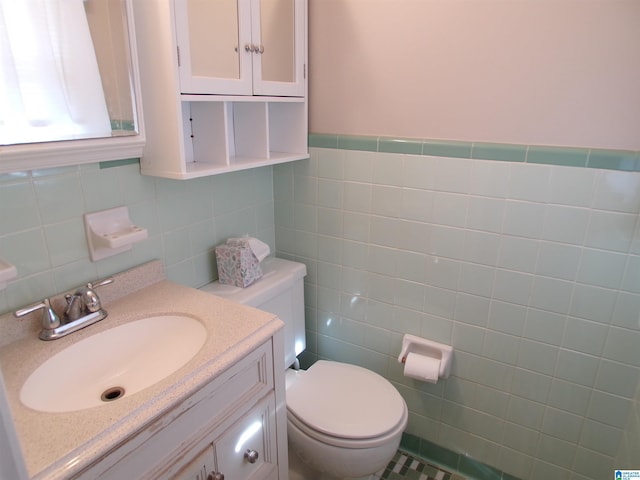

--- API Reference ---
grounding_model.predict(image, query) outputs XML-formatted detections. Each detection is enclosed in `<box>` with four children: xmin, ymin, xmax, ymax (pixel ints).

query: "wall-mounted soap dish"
<box><xmin>84</xmin><ymin>206</ymin><xmax>148</xmax><ymax>261</ymax></box>
<box><xmin>0</xmin><ymin>258</ymin><xmax>17</xmax><ymax>291</ymax></box>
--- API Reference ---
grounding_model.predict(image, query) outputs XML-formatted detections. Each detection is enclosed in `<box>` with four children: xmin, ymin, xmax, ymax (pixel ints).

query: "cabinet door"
<box><xmin>251</xmin><ymin>0</ymin><xmax>305</xmax><ymax>97</ymax></box>
<box><xmin>214</xmin><ymin>395</ymin><xmax>278</xmax><ymax>480</ymax></box>
<box><xmin>173</xmin><ymin>442</ymin><xmax>217</xmax><ymax>480</ymax></box>
<box><xmin>174</xmin><ymin>0</ymin><xmax>253</xmax><ymax>95</ymax></box>
<box><xmin>174</xmin><ymin>0</ymin><xmax>305</xmax><ymax>97</ymax></box>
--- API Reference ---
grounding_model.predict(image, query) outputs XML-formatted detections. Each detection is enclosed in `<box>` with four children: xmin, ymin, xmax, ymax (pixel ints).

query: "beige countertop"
<box><xmin>0</xmin><ymin>261</ymin><xmax>282</xmax><ymax>480</ymax></box>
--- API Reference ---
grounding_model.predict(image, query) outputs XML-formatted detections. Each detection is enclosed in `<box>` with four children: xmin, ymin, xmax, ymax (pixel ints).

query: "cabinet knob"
<box><xmin>206</xmin><ymin>473</ymin><xmax>224</xmax><ymax>480</ymax></box>
<box><xmin>243</xmin><ymin>44</ymin><xmax>264</xmax><ymax>54</ymax></box>
<box><xmin>244</xmin><ymin>449</ymin><xmax>259</xmax><ymax>463</ymax></box>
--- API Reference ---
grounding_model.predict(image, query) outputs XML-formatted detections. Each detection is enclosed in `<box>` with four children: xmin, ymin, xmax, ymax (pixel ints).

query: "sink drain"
<box><xmin>101</xmin><ymin>386</ymin><xmax>125</xmax><ymax>402</ymax></box>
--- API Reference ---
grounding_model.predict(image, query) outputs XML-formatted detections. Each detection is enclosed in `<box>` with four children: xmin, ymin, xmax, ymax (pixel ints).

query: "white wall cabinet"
<box><xmin>133</xmin><ymin>0</ymin><xmax>308</xmax><ymax>179</ymax></box>
<box><xmin>175</xmin><ymin>0</ymin><xmax>305</xmax><ymax>97</ymax></box>
<box><xmin>73</xmin><ymin>339</ymin><xmax>287</xmax><ymax>480</ymax></box>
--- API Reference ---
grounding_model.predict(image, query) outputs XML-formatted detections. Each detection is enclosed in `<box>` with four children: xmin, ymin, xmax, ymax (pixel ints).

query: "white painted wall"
<box><xmin>309</xmin><ymin>0</ymin><xmax>640</xmax><ymax>150</ymax></box>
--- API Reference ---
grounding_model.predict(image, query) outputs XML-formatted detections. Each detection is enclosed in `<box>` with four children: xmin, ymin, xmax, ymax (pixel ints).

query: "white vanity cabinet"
<box><xmin>73</xmin><ymin>339</ymin><xmax>287</xmax><ymax>480</ymax></box>
<box><xmin>132</xmin><ymin>0</ymin><xmax>308</xmax><ymax>179</ymax></box>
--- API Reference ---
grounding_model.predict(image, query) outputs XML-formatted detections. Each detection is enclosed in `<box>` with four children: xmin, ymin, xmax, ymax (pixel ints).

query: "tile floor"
<box><xmin>371</xmin><ymin>451</ymin><xmax>468</xmax><ymax>480</ymax></box>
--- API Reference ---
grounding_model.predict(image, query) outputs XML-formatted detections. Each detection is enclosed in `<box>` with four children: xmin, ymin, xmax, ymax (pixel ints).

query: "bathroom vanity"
<box><xmin>0</xmin><ymin>261</ymin><xmax>288</xmax><ymax>480</ymax></box>
<box><xmin>76</xmin><ymin>341</ymin><xmax>280</xmax><ymax>480</ymax></box>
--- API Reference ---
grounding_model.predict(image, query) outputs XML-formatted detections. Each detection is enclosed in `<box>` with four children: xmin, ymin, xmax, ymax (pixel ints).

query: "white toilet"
<box><xmin>201</xmin><ymin>257</ymin><xmax>408</xmax><ymax>479</ymax></box>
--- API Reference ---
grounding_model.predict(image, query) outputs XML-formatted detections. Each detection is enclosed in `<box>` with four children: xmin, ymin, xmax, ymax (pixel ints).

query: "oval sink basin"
<box><xmin>20</xmin><ymin>315</ymin><xmax>207</xmax><ymax>413</ymax></box>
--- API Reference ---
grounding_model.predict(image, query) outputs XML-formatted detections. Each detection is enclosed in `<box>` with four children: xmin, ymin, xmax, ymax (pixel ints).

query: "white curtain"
<box><xmin>0</xmin><ymin>0</ymin><xmax>111</xmax><ymax>145</ymax></box>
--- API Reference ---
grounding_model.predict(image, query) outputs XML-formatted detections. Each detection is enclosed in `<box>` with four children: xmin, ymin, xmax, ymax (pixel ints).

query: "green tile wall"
<box><xmin>0</xmin><ymin>163</ymin><xmax>275</xmax><ymax>315</ymax></box>
<box><xmin>274</xmin><ymin>143</ymin><xmax>640</xmax><ymax>480</ymax></box>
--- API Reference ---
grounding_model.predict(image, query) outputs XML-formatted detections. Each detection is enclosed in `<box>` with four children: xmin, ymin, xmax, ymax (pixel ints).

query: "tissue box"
<box><xmin>215</xmin><ymin>238</ymin><xmax>263</xmax><ymax>288</ymax></box>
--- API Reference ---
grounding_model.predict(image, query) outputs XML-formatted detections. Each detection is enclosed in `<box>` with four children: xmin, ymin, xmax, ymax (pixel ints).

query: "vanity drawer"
<box><xmin>169</xmin><ymin>395</ymin><xmax>278</xmax><ymax>480</ymax></box>
<box><xmin>214</xmin><ymin>395</ymin><xmax>278</xmax><ymax>480</ymax></box>
<box><xmin>74</xmin><ymin>340</ymin><xmax>276</xmax><ymax>479</ymax></box>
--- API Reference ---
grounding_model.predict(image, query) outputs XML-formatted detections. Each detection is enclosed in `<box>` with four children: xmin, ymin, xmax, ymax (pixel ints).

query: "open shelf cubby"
<box><xmin>177</xmin><ymin>97</ymin><xmax>308</xmax><ymax>178</ymax></box>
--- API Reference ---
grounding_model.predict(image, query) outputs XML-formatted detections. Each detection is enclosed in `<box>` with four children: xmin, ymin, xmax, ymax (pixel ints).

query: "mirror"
<box><xmin>182</xmin><ymin>0</ymin><xmax>296</xmax><ymax>84</ymax></box>
<box><xmin>85</xmin><ymin>0</ymin><xmax>138</xmax><ymax>138</ymax></box>
<box><xmin>260</xmin><ymin>0</ymin><xmax>295</xmax><ymax>83</ymax></box>
<box><xmin>0</xmin><ymin>0</ymin><xmax>144</xmax><ymax>172</ymax></box>
<box><xmin>186</xmin><ymin>0</ymin><xmax>240</xmax><ymax>80</ymax></box>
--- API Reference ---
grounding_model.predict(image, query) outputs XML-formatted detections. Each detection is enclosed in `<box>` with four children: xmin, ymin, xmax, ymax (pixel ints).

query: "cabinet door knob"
<box><xmin>244</xmin><ymin>44</ymin><xmax>264</xmax><ymax>54</ymax></box>
<box><xmin>244</xmin><ymin>449</ymin><xmax>259</xmax><ymax>463</ymax></box>
<box><xmin>206</xmin><ymin>473</ymin><xmax>224</xmax><ymax>480</ymax></box>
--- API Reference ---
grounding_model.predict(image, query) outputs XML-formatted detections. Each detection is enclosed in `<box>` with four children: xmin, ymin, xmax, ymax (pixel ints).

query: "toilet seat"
<box><xmin>286</xmin><ymin>361</ymin><xmax>407</xmax><ymax>448</ymax></box>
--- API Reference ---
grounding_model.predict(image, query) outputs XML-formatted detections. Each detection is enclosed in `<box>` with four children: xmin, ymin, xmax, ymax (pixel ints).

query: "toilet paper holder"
<box><xmin>397</xmin><ymin>334</ymin><xmax>453</xmax><ymax>379</ymax></box>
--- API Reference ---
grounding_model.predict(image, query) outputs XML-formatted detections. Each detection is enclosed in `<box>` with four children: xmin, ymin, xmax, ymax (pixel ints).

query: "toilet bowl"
<box><xmin>286</xmin><ymin>361</ymin><xmax>407</xmax><ymax>479</ymax></box>
<box><xmin>201</xmin><ymin>257</ymin><xmax>407</xmax><ymax>479</ymax></box>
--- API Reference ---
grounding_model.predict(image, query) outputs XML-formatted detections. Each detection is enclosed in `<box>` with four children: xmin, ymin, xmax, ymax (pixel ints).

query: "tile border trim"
<box><xmin>308</xmin><ymin>133</ymin><xmax>640</xmax><ymax>172</ymax></box>
<box><xmin>400</xmin><ymin>432</ymin><xmax>522</xmax><ymax>480</ymax></box>
<box><xmin>99</xmin><ymin>158</ymin><xmax>140</xmax><ymax>169</ymax></box>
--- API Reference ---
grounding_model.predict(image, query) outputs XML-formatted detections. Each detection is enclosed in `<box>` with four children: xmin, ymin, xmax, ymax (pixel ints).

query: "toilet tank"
<box><xmin>200</xmin><ymin>257</ymin><xmax>307</xmax><ymax>369</ymax></box>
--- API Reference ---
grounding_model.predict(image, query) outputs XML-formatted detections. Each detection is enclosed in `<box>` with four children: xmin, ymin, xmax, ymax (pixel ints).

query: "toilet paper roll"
<box><xmin>403</xmin><ymin>352</ymin><xmax>440</xmax><ymax>384</ymax></box>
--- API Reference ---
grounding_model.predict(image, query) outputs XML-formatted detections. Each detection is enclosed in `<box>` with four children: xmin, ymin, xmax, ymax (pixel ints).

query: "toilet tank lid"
<box><xmin>200</xmin><ymin>257</ymin><xmax>306</xmax><ymax>307</ymax></box>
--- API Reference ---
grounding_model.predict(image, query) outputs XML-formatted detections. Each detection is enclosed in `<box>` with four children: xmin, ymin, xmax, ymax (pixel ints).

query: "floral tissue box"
<box><xmin>215</xmin><ymin>237</ymin><xmax>263</xmax><ymax>288</ymax></box>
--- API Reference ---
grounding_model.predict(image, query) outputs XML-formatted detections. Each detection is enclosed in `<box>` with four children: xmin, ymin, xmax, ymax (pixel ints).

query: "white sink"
<box><xmin>20</xmin><ymin>315</ymin><xmax>207</xmax><ymax>413</ymax></box>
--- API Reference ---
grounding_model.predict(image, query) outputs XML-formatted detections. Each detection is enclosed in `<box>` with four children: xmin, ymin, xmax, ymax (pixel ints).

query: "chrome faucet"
<box><xmin>64</xmin><ymin>279</ymin><xmax>111</xmax><ymax>321</ymax></box>
<box><xmin>64</xmin><ymin>293</ymin><xmax>83</xmax><ymax>321</ymax></box>
<box><xmin>14</xmin><ymin>298</ymin><xmax>61</xmax><ymax>333</ymax></box>
<box><xmin>15</xmin><ymin>278</ymin><xmax>113</xmax><ymax>340</ymax></box>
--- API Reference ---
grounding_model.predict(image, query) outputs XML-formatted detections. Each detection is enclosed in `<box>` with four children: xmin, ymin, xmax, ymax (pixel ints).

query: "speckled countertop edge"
<box><xmin>0</xmin><ymin>261</ymin><xmax>282</xmax><ymax>480</ymax></box>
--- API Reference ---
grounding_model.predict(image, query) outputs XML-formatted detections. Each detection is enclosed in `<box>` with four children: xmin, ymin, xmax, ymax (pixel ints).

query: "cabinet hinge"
<box><xmin>304</xmin><ymin>64</ymin><xmax>306</xmax><ymax>79</ymax></box>
<box><xmin>177</xmin><ymin>46</ymin><xmax>181</xmax><ymax>67</ymax></box>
